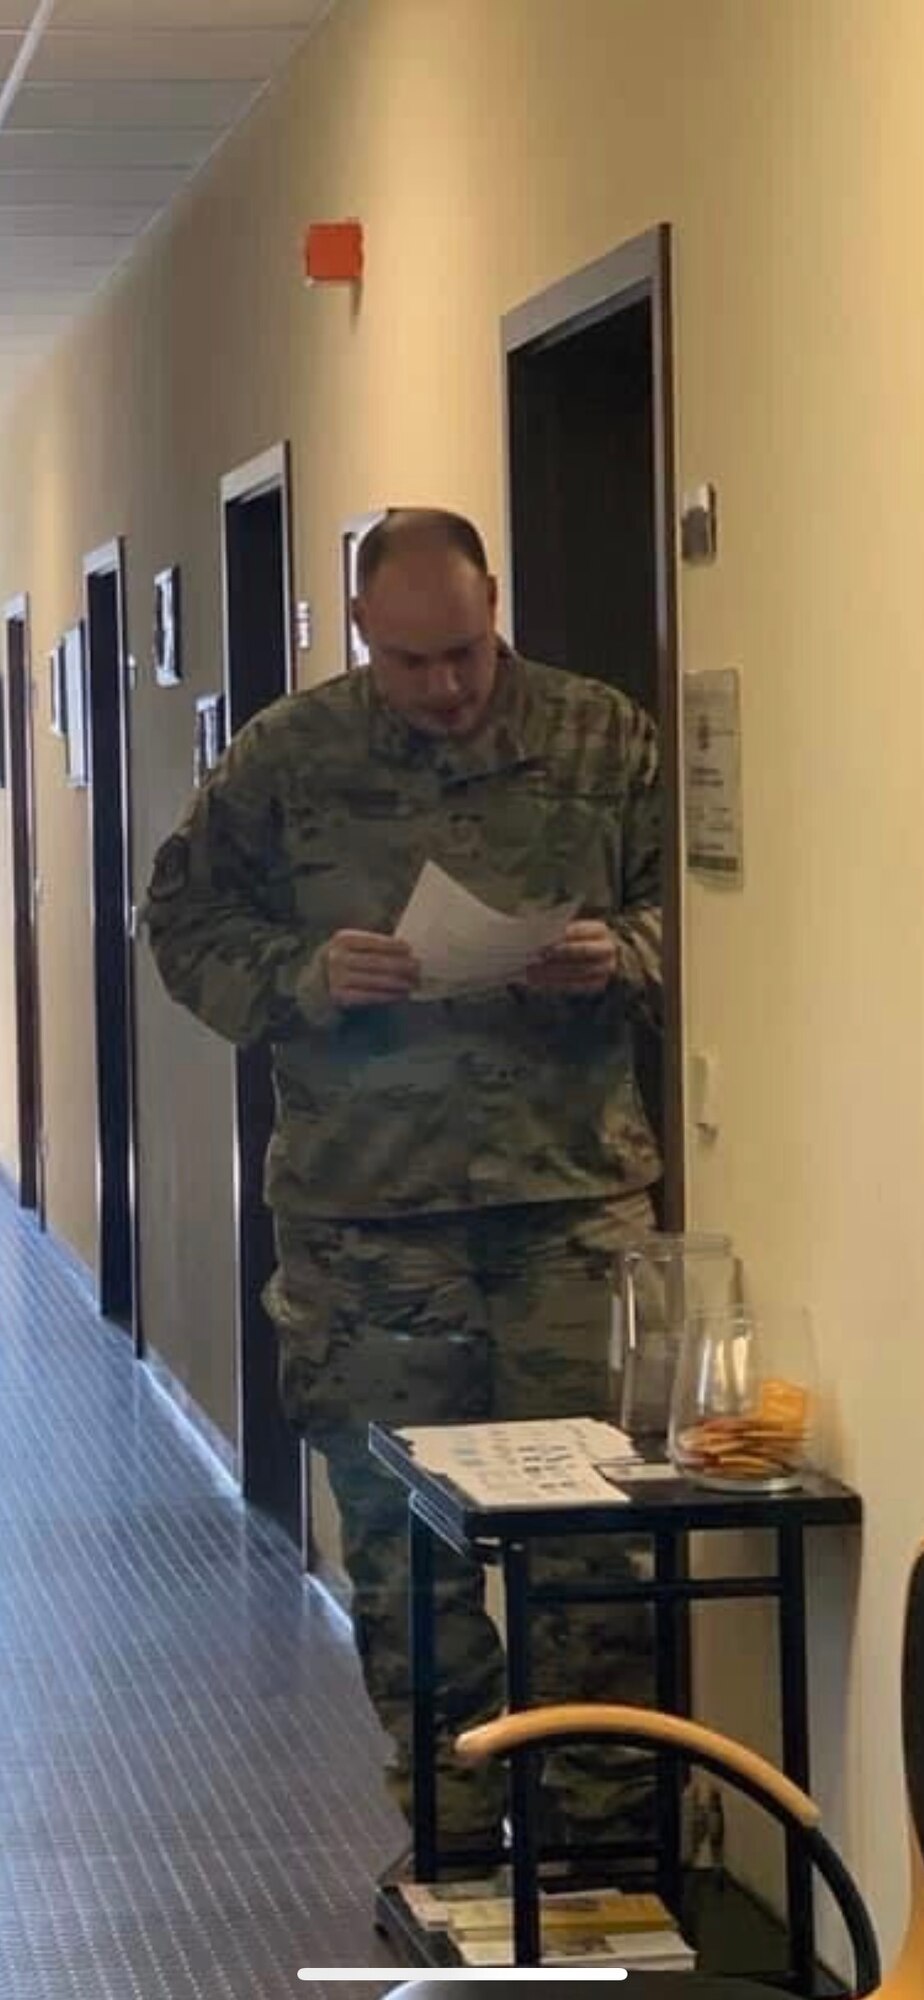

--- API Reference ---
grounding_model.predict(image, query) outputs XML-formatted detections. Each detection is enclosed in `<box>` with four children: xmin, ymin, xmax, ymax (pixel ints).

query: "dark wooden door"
<box><xmin>223</xmin><ymin>458</ymin><xmax>304</xmax><ymax>1550</ymax></box>
<box><xmin>85</xmin><ymin>558</ymin><xmax>138</xmax><ymax>1337</ymax></box>
<box><xmin>505</xmin><ymin>228</ymin><xmax>683</xmax><ymax>1229</ymax></box>
<box><xmin>6</xmin><ymin>607</ymin><xmax>44</xmax><ymax>1219</ymax></box>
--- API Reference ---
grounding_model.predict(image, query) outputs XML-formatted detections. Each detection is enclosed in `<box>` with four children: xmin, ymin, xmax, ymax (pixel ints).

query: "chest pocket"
<box><xmin>284</xmin><ymin>785</ymin><xmax>431</xmax><ymax>934</ymax></box>
<box><xmin>444</xmin><ymin>770</ymin><xmax>622</xmax><ymax>913</ymax></box>
<box><xmin>283</xmin><ymin>767</ymin><xmax>625</xmax><ymax>930</ymax></box>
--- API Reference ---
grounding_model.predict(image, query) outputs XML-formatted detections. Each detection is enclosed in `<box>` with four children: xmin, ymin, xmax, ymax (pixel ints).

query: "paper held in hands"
<box><xmin>395</xmin><ymin>859</ymin><xmax>578</xmax><ymax>999</ymax></box>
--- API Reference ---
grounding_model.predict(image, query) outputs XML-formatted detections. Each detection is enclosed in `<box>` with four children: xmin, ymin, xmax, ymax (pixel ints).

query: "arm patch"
<box><xmin>148</xmin><ymin>835</ymin><xmax>191</xmax><ymax>902</ymax></box>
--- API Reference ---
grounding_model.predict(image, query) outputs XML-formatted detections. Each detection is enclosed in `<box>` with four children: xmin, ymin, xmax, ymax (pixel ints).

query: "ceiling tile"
<box><xmin>0</xmin><ymin>128</ymin><xmax>220</xmax><ymax>169</ymax></box>
<box><xmin>0</xmin><ymin>303</ymin><xmax>79</xmax><ymax>322</ymax></box>
<box><xmin>54</xmin><ymin>0</ymin><xmax>329</xmax><ymax>24</ymax></box>
<box><xmin>0</xmin><ymin>327</ymin><xmax>64</xmax><ymax>343</ymax></box>
<box><xmin>0</xmin><ymin>282</ymin><xmax>116</xmax><ymax>309</ymax></box>
<box><xmin>0</xmin><ymin>165</ymin><xmax>192</xmax><ymax>202</ymax></box>
<box><xmin>0</xmin><ymin>234</ymin><xmax>145</xmax><ymax>268</ymax></box>
<box><xmin>0</xmin><ymin>1</ymin><xmax>338</xmax><ymax>403</ymax></box>
<box><xmin>0</xmin><ymin>28</ymin><xmax>24</xmax><ymax>81</ymax></box>
<box><xmin>30</xmin><ymin>28</ymin><xmax>307</xmax><ymax>83</ymax></box>
<box><xmin>7</xmin><ymin>78</ymin><xmax>262</xmax><ymax>126</ymax></box>
<box><xmin>0</xmin><ymin>203</ymin><xmax>159</xmax><ymax>234</ymax></box>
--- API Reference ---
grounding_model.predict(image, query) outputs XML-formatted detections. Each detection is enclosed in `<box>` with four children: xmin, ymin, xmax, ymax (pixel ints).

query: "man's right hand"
<box><xmin>325</xmin><ymin>930</ymin><xmax>420</xmax><ymax>1008</ymax></box>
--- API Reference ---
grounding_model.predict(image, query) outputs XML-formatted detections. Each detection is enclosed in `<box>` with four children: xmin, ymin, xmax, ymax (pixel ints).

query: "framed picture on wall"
<box><xmin>341</xmin><ymin>508</ymin><xmax>388</xmax><ymax>671</ymax></box>
<box><xmin>49</xmin><ymin>644</ymin><xmax>66</xmax><ymax>737</ymax></box>
<box><xmin>63</xmin><ymin>622</ymin><xmax>88</xmax><ymax>787</ymax></box>
<box><xmin>193</xmin><ymin>692</ymin><xmax>226</xmax><ymax>787</ymax></box>
<box><xmin>153</xmin><ymin>564</ymin><xmax>182</xmax><ymax>686</ymax></box>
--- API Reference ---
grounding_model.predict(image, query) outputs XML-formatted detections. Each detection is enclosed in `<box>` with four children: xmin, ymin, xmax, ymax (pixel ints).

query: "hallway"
<box><xmin>0</xmin><ymin>1184</ymin><xmax>402</xmax><ymax>1998</ymax></box>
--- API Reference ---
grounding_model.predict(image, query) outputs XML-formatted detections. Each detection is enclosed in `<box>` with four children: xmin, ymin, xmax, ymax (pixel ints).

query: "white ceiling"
<box><xmin>0</xmin><ymin>1</ymin><xmax>334</xmax><ymax>406</ymax></box>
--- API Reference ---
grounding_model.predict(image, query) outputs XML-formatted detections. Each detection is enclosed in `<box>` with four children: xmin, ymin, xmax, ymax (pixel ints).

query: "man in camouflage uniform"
<box><xmin>145</xmin><ymin>509</ymin><xmax>662</xmax><ymax>1860</ymax></box>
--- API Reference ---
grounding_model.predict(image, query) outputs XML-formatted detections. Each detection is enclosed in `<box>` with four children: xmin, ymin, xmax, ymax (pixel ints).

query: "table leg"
<box><xmin>410</xmin><ymin>1503</ymin><xmax>438</xmax><ymax>1882</ymax></box>
<box><xmin>654</xmin><ymin>1530</ymin><xmax>684</xmax><ymax>1912</ymax></box>
<box><xmin>504</xmin><ymin>1539</ymin><xmax>541</xmax><ymax>1966</ymax></box>
<box><xmin>778</xmin><ymin>1521</ymin><xmax>815</xmax><ymax>1988</ymax></box>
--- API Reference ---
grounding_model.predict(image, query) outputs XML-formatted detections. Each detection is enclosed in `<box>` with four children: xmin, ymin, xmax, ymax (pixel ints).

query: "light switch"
<box><xmin>681</xmin><ymin>483</ymin><xmax>718</xmax><ymax>563</ymax></box>
<box><xmin>690</xmin><ymin>1049</ymin><xmax>720</xmax><ymax>1135</ymax></box>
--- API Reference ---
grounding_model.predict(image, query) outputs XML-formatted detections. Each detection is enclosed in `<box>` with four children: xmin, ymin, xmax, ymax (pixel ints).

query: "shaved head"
<box><xmin>356</xmin><ymin>509</ymin><xmax>489</xmax><ymax>595</ymax></box>
<box><xmin>353</xmin><ymin>509</ymin><xmax>499</xmax><ymax>739</ymax></box>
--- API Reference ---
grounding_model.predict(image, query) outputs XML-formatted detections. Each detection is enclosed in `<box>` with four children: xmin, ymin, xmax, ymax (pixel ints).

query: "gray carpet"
<box><xmin>0</xmin><ymin>1184</ymin><xmax>404</xmax><ymax>1997</ymax></box>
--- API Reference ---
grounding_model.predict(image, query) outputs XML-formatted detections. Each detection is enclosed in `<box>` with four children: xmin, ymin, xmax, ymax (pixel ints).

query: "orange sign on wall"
<box><xmin>303</xmin><ymin>221</ymin><xmax>364</xmax><ymax>284</ymax></box>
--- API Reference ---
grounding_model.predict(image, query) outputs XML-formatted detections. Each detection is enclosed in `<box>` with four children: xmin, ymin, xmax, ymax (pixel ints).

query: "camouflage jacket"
<box><xmin>144</xmin><ymin>645</ymin><xmax>662</xmax><ymax>1219</ymax></box>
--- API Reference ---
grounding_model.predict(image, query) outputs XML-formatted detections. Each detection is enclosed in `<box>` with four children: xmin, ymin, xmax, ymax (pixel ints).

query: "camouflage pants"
<box><xmin>266</xmin><ymin>1194</ymin><xmax>656</xmax><ymax>1848</ymax></box>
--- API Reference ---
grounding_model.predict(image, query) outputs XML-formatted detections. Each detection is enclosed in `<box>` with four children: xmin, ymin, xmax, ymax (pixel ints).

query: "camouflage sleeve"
<box><xmin>142</xmin><ymin>715</ymin><xmax>333</xmax><ymax>1047</ymax></box>
<box><xmin>611</xmin><ymin>702</ymin><xmax>662</xmax><ymax>1026</ymax></box>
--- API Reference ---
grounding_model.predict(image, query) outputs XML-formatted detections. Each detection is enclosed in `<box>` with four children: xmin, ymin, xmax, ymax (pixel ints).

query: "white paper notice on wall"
<box><xmin>683</xmin><ymin>667</ymin><xmax>744</xmax><ymax>884</ymax></box>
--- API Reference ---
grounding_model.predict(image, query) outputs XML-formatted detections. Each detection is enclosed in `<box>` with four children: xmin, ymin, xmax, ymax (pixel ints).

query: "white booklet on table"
<box><xmin>395</xmin><ymin>1416</ymin><xmax>640</xmax><ymax>1507</ymax></box>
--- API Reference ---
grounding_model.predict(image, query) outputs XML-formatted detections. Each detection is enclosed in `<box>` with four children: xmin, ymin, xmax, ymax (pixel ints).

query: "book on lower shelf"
<box><xmin>456</xmin><ymin>1927</ymin><xmax>696</xmax><ymax>1970</ymax></box>
<box><xmin>395</xmin><ymin>1880</ymin><xmax>696</xmax><ymax>1970</ymax></box>
<box><xmin>447</xmin><ymin>1887</ymin><xmax>675</xmax><ymax>1937</ymax></box>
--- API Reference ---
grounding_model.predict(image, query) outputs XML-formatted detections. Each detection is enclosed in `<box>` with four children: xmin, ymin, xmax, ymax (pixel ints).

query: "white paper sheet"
<box><xmin>395</xmin><ymin>860</ymin><xmax>579</xmax><ymax>999</ymax></box>
<box><xmin>396</xmin><ymin>1417</ymin><xmax>636</xmax><ymax>1507</ymax></box>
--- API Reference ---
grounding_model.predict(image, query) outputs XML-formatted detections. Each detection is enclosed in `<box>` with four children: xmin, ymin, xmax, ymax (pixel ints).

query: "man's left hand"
<box><xmin>523</xmin><ymin>920</ymin><xmax>617</xmax><ymax>996</ymax></box>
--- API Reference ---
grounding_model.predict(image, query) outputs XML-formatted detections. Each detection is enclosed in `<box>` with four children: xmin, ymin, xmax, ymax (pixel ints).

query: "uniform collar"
<box><xmin>365</xmin><ymin>640</ymin><xmax>534</xmax><ymax>781</ymax></box>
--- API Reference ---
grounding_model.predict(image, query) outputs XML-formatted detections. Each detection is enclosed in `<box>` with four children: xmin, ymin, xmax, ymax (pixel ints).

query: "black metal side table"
<box><xmin>369</xmin><ymin>1422</ymin><xmax>861</xmax><ymax>1978</ymax></box>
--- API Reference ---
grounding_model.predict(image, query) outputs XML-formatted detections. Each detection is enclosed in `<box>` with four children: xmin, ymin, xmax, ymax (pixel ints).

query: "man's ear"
<box><xmin>486</xmin><ymin>574</ymin><xmax>499</xmax><ymax>622</ymax></box>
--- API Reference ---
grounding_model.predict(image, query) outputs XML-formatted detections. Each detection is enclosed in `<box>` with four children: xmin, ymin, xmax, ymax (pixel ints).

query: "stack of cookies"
<box><xmin>677</xmin><ymin>1377</ymin><xmax>810</xmax><ymax>1485</ymax></box>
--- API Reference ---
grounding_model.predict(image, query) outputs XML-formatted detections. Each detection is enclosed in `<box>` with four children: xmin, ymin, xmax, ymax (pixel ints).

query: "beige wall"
<box><xmin>1</xmin><ymin>0</ymin><xmax>923</xmax><ymax>1959</ymax></box>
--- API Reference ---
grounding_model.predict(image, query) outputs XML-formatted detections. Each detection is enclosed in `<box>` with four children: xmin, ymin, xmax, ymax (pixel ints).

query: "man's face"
<box><xmin>355</xmin><ymin>549</ymin><xmax>499</xmax><ymax>738</ymax></box>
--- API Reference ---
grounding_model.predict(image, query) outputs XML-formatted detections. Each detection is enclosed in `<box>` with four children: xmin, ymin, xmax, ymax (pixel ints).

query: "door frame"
<box><xmin>83</xmin><ymin>536</ymin><xmax>142</xmax><ymax>1349</ymax></box>
<box><xmin>219</xmin><ymin>440</ymin><xmax>307</xmax><ymax>1547</ymax></box>
<box><xmin>221</xmin><ymin>440</ymin><xmax>295</xmax><ymax>731</ymax></box>
<box><xmin>501</xmin><ymin>223</ymin><xmax>685</xmax><ymax>1228</ymax></box>
<box><xmin>4</xmin><ymin>591</ymin><xmax>44</xmax><ymax>1220</ymax></box>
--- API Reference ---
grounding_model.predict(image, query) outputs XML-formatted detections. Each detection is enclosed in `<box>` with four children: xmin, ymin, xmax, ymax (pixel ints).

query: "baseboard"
<box><xmin>0</xmin><ymin>1175</ymin><xmax>100</xmax><ymax>1309</ymax></box>
<box><xmin>42</xmin><ymin>1218</ymin><xmax>98</xmax><ymax>1308</ymax></box>
<box><xmin>306</xmin><ymin>1551</ymin><xmax>352</xmax><ymax>1618</ymax></box>
<box><xmin>143</xmin><ymin>1343</ymin><xmax>239</xmax><ymax>1482</ymax></box>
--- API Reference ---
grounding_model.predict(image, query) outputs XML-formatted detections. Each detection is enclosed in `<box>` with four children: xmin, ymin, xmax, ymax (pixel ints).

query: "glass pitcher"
<box><xmin>614</xmin><ymin>1233</ymin><xmax>740</xmax><ymax>1444</ymax></box>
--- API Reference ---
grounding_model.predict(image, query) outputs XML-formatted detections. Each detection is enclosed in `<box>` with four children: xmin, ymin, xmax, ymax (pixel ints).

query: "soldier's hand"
<box><xmin>523</xmin><ymin>920</ymin><xmax>618</xmax><ymax>996</ymax></box>
<box><xmin>325</xmin><ymin>930</ymin><xmax>420</xmax><ymax>1008</ymax></box>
